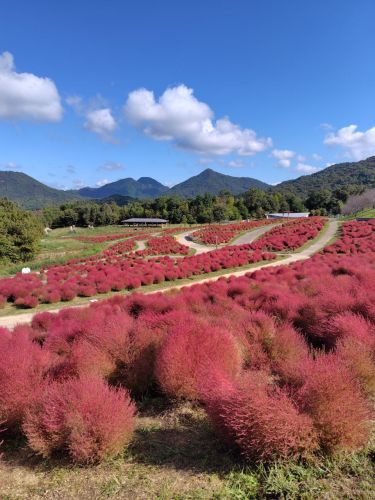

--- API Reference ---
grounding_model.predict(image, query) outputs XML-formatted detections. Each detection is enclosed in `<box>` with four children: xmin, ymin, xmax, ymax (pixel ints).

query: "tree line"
<box><xmin>41</xmin><ymin>185</ymin><xmax>364</xmax><ymax>228</ymax></box>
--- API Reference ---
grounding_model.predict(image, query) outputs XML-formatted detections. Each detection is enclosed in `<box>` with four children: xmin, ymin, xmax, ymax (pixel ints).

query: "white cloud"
<box><xmin>227</xmin><ymin>159</ymin><xmax>246</xmax><ymax>168</ymax></box>
<box><xmin>324</xmin><ymin>124</ymin><xmax>375</xmax><ymax>161</ymax></box>
<box><xmin>66</xmin><ymin>95</ymin><xmax>82</xmax><ymax>111</ymax></box>
<box><xmin>312</xmin><ymin>153</ymin><xmax>322</xmax><ymax>161</ymax></box>
<box><xmin>98</xmin><ymin>161</ymin><xmax>124</xmax><ymax>171</ymax></box>
<box><xmin>271</xmin><ymin>149</ymin><xmax>295</xmax><ymax>168</ymax></box>
<box><xmin>84</xmin><ymin>108</ymin><xmax>117</xmax><ymax>140</ymax></box>
<box><xmin>296</xmin><ymin>163</ymin><xmax>319</xmax><ymax>174</ymax></box>
<box><xmin>96</xmin><ymin>178</ymin><xmax>110</xmax><ymax>187</ymax></box>
<box><xmin>297</xmin><ymin>154</ymin><xmax>306</xmax><ymax>162</ymax></box>
<box><xmin>124</xmin><ymin>84</ymin><xmax>272</xmax><ymax>156</ymax></box>
<box><xmin>0</xmin><ymin>51</ymin><xmax>62</xmax><ymax>122</ymax></box>
<box><xmin>0</xmin><ymin>161</ymin><xmax>22</xmax><ymax>170</ymax></box>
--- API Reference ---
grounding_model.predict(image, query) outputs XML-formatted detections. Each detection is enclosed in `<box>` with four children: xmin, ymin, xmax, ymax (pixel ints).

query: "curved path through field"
<box><xmin>0</xmin><ymin>220</ymin><xmax>339</xmax><ymax>329</ymax></box>
<box><xmin>175</xmin><ymin>222</ymin><xmax>279</xmax><ymax>254</ymax></box>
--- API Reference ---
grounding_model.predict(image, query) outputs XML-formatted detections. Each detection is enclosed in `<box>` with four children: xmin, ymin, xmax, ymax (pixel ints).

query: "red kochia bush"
<box><xmin>203</xmin><ymin>373</ymin><xmax>318</xmax><ymax>462</ymax></box>
<box><xmin>0</xmin><ymin>329</ymin><xmax>50</xmax><ymax>430</ymax></box>
<box><xmin>23</xmin><ymin>376</ymin><xmax>136</xmax><ymax>463</ymax></box>
<box><xmin>155</xmin><ymin>317</ymin><xmax>242</xmax><ymax>400</ymax></box>
<box><xmin>297</xmin><ymin>355</ymin><xmax>372</xmax><ymax>454</ymax></box>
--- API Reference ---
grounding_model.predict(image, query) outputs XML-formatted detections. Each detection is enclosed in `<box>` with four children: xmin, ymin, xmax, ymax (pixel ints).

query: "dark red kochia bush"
<box><xmin>296</xmin><ymin>354</ymin><xmax>372</xmax><ymax>454</ymax></box>
<box><xmin>155</xmin><ymin>317</ymin><xmax>242</xmax><ymax>400</ymax></box>
<box><xmin>202</xmin><ymin>372</ymin><xmax>318</xmax><ymax>462</ymax></box>
<box><xmin>23</xmin><ymin>376</ymin><xmax>136</xmax><ymax>464</ymax></box>
<box><xmin>0</xmin><ymin>329</ymin><xmax>50</xmax><ymax>430</ymax></box>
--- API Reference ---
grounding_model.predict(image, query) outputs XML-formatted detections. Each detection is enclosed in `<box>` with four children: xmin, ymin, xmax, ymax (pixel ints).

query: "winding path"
<box><xmin>0</xmin><ymin>220</ymin><xmax>339</xmax><ymax>329</ymax></box>
<box><xmin>175</xmin><ymin>222</ymin><xmax>279</xmax><ymax>253</ymax></box>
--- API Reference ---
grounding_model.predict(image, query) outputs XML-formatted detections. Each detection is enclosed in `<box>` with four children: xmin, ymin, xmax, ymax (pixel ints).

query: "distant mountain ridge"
<box><xmin>0</xmin><ymin>171</ymin><xmax>81</xmax><ymax>210</ymax></box>
<box><xmin>2</xmin><ymin>158</ymin><xmax>375</xmax><ymax>209</ymax></box>
<box><xmin>169</xmin><ymin>168</ymin><xmax>269</xmax><ymax>196</ymax></box>
<box><xmin>79</xmin><ymin>176</ymin><xmax>169</xmax><ymax>199</ymax></box>
<box><xmin>273</xmin><ymin>157</ymin><xmax>375</xmax><ymax>196</ymax></box>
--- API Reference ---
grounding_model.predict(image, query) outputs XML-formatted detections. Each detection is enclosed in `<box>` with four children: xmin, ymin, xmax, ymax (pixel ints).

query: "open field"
<box><xmin>1</xmin><ymin>218</ymin><xmax>375</xmax><ymax>500</ymax></box>
<box><xmin>0</xmin><ymin>218</ymin><xmax>333</xmax><ymax>327</ymax></box>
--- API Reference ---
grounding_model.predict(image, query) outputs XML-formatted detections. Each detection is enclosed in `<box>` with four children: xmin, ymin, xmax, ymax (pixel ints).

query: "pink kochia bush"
<box><xmin>23</xmin><ymin>376</ymin><xmax>136</xmax><ymax>464</ymax></box>
<box><xmin>192</xmin><ymin>220</ymin><xmax>275</xmax><ymax>245</ymax></box>
<box><xmin>1</xmin><ymin>220</ymin><xmax>375</xmax><ymax>463</ymax></box>
<box><xmin>0</xmin><ymin>227</ymin><xmax>276</xmax><ymax>309</ymax></box>
<box><xmin>202</xmin><ymin>372</ymin><xmax>319</xmax><ymax>461</ymax></box>
<box><xmin>0</xmin><ymin>327</ymin><xmax>50</xmax><ymax>430</ymax></box>
<box><xmin>155</xmin><ymin>317</ymin><xmax>242</xmax><ymax>400</ymax></box>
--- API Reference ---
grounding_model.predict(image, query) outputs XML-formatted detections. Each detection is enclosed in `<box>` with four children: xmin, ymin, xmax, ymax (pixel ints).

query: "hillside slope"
<box><xmin>0</xmin><ymin>171</ymin><xmax>81</xmax><ymax>210</ymax></box>
<box><xmin>273</xmin><ymin>157</ymin><xmax>375</xmax><ymax>197</ymax></box>
<box><xmin>79</xmin><ymin>177</ymin><xmax>169</xmax><ymax>199</ymax></box>
<box><xmin>170</xmin><ymin>168</ymin><xmax>270</xmax><ymax>197</ymax></box>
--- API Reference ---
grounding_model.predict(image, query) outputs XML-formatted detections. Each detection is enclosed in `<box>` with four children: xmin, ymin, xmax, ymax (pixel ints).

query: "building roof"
<box><xmin>267</xmin><ymin>212</ymin><xmax>310</xmax><ymax>218</ymax></box>
<box><xmin>122</xmin><ymin>218</ymin><xmax>169</xmax><ymax>223</ymax></box>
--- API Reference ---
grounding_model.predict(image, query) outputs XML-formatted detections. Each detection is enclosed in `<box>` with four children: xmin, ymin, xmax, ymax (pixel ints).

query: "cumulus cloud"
<box><xmin>296</xmin><ymin>163</ymin><xmax>319</xmax><ymax>174</ymax></box>
<box><xmin>312</xmin><ymin>153</ymin><xmax>322</xmax><ymax>161</ymax></box>
<box><xmin>84</xmin><ymin>108</ymin><xmax>117</xmax><ymax>140</ymax></box>
<box><xmin>0</xmin><ymin>161</ymin><xmax>22</xmax><ymax>170</ymax></box>
<box><xmin>227</xmin><ymin>159</ymin><xmax>246</xmax><ymax>168</ymax></box>
<box><xmin>324</xmin><ymin>124</ymin><xmax>375</xmax><ymax>161</ymax></box>
<box><xmin>0</xmin><ymin>51</ymin><xmax>62</xmax><ymax>122</ymax></box>
<box><xmin>124</xmin><ymin>84</ymin><xmax>272</xmax><ymax>156</ymax></box>
<box><xmin>271</xmin><ymin>149</ymin><xmax>295</xmax><ymax>168</ymax></box>
<box><xmin>98</xmin><ymin>161</ymin><xmax>124</xmax><ymax>171</ymax></box>
<box><xmin>96</xmin><ymin>178</ymin><xmax>110</xmax><ymax>187</ymax></box>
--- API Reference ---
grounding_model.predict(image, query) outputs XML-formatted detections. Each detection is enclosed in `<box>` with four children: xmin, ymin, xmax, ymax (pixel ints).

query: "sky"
<box><xmin>1</xmin><ymin>0</ymin><xmax>375</xmax><ymax>190</ymax></box>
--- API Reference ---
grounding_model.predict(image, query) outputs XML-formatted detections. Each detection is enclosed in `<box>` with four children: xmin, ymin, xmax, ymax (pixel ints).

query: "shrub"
<box><xmin>0</xmin><ymin>329</ymin><xmax>50</xmax><ymax>430</ymax></box>
<box><xmin>23</xmin><ymin>376</ymin><xmax>136</xmax><ymax>463</ymax></box>
<box><xmin>203</xmin><ymin>374</ymin><xmax>318</xmax><ymax>462</ymax></box>
<box><xmin>296</xmin><ymin>355</ymin><xmax>372</xmax><ymax>454</ymax></box>
<box><xmin>155</xmin><ymin>317</ymin><xmax>242</xmax><ymax>400</ymax></box>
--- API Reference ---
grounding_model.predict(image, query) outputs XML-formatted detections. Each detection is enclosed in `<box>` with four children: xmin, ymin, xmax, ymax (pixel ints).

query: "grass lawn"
<box><xmin>1</xmin><ymin>399</ymin><xmax>374</xmax><ymax>499</ymax></box>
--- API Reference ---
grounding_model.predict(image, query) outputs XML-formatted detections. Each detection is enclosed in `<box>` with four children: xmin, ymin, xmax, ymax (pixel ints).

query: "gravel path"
<box><xmin>231</xmin><ymin>223</ymin><xmax>279</xmax><ymax>245</ymax></box>
<box><xmin>175</xmin><ymin>222</ymin><xmax>279</xmax><ymax>254</ymax></box>
<box><xmin>0</xmin><ymin>220</ymin><xmax>339</xmax><ymax>330</ymax></box>
<box><xmin>135</xmin><ymin>240</ymin><xmax>146</xmax><ymax>251</ymax></box>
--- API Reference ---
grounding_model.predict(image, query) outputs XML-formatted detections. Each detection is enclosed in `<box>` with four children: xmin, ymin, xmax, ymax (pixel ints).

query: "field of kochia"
<box><xmin>0</xmin><ymin>217</ymin><xmax>324</xmax><ymax>310</ymax></box>
<box><xmin>1</xmin><ymin>217</ymin><xmax>375</xmax><ymax>496</ymax></box>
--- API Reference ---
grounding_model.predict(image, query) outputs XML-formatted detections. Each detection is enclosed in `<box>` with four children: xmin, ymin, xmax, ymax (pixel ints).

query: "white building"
<box><xmin>266</xmin><ymin>212</ymin><xmax>310</xmax><ymax>219</ymax></box>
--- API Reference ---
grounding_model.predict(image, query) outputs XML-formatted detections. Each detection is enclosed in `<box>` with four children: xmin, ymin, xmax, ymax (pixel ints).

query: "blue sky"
<box><xmin>1</xmin><ymin>0</ymin><xmax>375</xmax><ymax>189</ymax></box>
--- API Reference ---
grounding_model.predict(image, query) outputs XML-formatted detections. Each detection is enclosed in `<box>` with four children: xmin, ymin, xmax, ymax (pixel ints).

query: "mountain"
<box><xmin>273</xmin><ymin>157</ymin><xmax>375</xmax><ymax>197</ymax></box>
<box><xmin>170</xmin><ymin>168</ymin><xmax>270</xmax><ymax>197</ymax></box>
<box><xmin>79</xmin><ymin>177</ymin><xmax>169</xmax><ymax>199</ymax></box>
<box><xmin>97</xmin><ymin>194</ymin><xmax>136</xmax><ymax>206</ymax></box>
<box><xmin>0</xmin><ymin>171</ymin><xmax>81</xmax><ymax>210</ymax></box>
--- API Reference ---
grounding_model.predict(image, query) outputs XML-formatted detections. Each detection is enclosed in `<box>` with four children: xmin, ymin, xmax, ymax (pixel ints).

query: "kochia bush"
<box><xmin>23</xmin><ymin>376</ymin><xmax>136</xmax><ymax>463</ymax></box>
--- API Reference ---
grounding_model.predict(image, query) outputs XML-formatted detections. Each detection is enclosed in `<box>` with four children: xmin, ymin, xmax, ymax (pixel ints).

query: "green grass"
<box><xmin>1</xmin><ymin>400</ymin><xmax>374</xmax><ymax>499</ymax></box>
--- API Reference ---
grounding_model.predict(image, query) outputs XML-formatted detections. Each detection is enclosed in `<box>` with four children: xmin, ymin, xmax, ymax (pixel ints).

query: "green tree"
<box><xmin>0</xmin><ymin>198</ymin><xmax>43</xmax><ymax>263</ymax></box>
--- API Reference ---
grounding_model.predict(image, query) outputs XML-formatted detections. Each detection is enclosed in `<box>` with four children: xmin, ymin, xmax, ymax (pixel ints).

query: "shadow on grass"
<box><xmin>127</xmin><ymin>399</ymin><xmax>242</xmax><ymax>475</ymax></box>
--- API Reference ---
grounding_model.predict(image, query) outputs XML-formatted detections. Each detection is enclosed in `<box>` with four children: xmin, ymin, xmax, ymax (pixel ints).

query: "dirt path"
<box><xmin>175</xmin><ymin>222</ymin><xmax>279</xmax><ymax>254</ymax></box>
<box><xmin>174</xmin><ymin>231</ymin><xmax>215</xmax><ymax>254</ymax></box>
<box><xmin>231</xmin><ymin>223</ymin><xmax>279</xmax><ymax>245</ymax></box>
<box><xmin>135</xmin><ymin>240</ymin><xmax>147</xmax><ymax>251</ymax></box>
<box><xmin>0</xmin><ymin>221</ymin><xmax>339</xmax><ymax>330</ymax></box>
